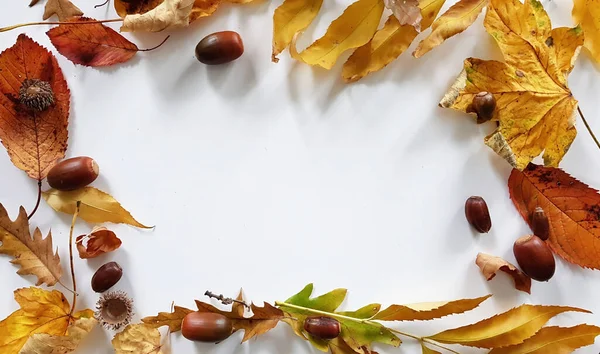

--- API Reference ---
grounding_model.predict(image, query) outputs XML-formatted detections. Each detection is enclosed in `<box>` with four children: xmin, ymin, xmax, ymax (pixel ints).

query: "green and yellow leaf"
<box><xmin>488</xmin><ymin>325</ymin><xmax>600</xmax><ymax>353</ymax></box>
<box><xmin>272</xmin><ymin>0</ymin><xmax>324</xmax><ymax>62</ymax></box>
<box><xmin>373</xmin><ymin>295</ymin><xmax>491</xmax><ymax>321</ymax></box>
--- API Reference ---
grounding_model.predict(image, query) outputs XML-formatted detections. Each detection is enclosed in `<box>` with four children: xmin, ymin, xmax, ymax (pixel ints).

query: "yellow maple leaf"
<box><xmin>272</xmin><ymin>0</ymin><xmax>324</xmax><ymax>62</ymax></box>
<box><xmin>20</xmin><ymin>317</ymin><xmax>98</xmax><ymax>354</ymax></box>
<box><xmin>440</xmin><ymin>0</ymin><xmax>583</xmax><ymax>170</ymax></box>
<box><xmin>572</xmin><ymin>0</ymin><xmax>600</xmax><ymax>62</ymax></box>
<box><xmin>112</xmin><ymin>324</ymin><xmax>164</xmax><ymax>354</ymax></box>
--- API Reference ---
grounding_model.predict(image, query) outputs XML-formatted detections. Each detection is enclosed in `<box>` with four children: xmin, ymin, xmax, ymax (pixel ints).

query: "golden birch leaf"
<box><xmin>426</xmin><ymin>305</ymin><xmax>590</xmax><ymax>348</ymax></box>
<box><xmin>121</xmin><ymin>0</ymin><xmax>195</xmax><ymax>32</ymax></box>
<box><xmin>572</xmin><ymin>0</ymin><xmax>600</xmax><ymax>62</ymax></box>
<box><xmin>190</xmin><ymin>0</ymin><xmax>220</xmax><ymax>22</ymax></box>
<box><xmin>42</xmin><ymin>187</ymin><xmax>151</xmax><ymax>229</ymax></box>
<box><xmin>271</xmin><ymin>0</ymin><xmax>324</xmax><ymax>62</ymax></box>
<box><xmin>475</xmin><ymin>253</ymin><xmax>531</xmax><ymax>294</ymax></box>
<box><xmin>20</xmin><ymin>317</ymin><xmax>98</xmax><ymax>354</ymax></box>
<box><xmin>342</xmin><ymin>0</ymin><xmax>445</xmax><ymax>82</ymax></box>
<box><xmin>290</xmin><ymin>0</ymin><xmax>385</xmax><ymax>69</ymax></box>
<box><xmin>421</xmin><ymin>343</ymin><xmax>441</xmax><ymax>354</ymax></box>
<box><xmin>488</xmin><ymin>325</ymin><xmax>600</xmax><ymax>354</ymax></box>
<box><xmin>413</xmin><ymin>0</ymin><xmax>487</xmax><ymax>58</ymax></box>
<box><xmin>372</xmin><ymin>295</ymin><xmax>490</xmax><ymax>321</ymax></box>
<box><xmin>142</xmin><ymin>306</ymin><xmax>194</xmax><ymax>332</ymax></box>
<box><xmin>0</xmin><ymin>204</ymin><xmax>62</xmax><ymax>287</ymax></box>
<box><xmin>112</xmin><ymin>324</ymin><xmax>163</xmax><ymax>354</ymax></box>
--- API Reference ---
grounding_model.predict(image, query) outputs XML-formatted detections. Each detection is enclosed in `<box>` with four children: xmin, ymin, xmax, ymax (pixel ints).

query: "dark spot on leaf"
<box><xmin>515</xmin><ymin>70</ymin><xmax>525</xmax><ymax>78</ymax></box>
<box><xmin>545</xmin><ymin>37</ymin><xmax>554</xmax><ymax>47</ymax></box>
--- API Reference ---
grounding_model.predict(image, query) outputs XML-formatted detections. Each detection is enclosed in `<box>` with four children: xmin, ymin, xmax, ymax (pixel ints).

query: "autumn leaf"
<box><xmin>277</xmin><ymin>284</ymin><xmax>401</xmax><ymax>353</ymax></box>
<box><xmin>76</xmin><ymin>226</ymin><xmax>122</xmax><ymax>259</ymax></box>
<box><xmin>20</xmin><ymin>317</ymin><xmax>98</xmax><ymax>354</ymax></box>
<box><xmin>272</xmin><ymin>0</ymin><xmax>324</xmax><ymax>62</ymax></box>
<box><xmin>42</xmin><ymin>187</ymin><xmax>151</xmax><ymax>229</ymax></box>
<box><xmin>413</xmin><ymin>0</ymin><xmax>487</xmax><ymax>58</ymax></box>
<box><xmin>440</xmin><ymin>0</ymin><xmax>583</xmax><ymax>170</ymax></box>
<box><xmin>43</xmin><ymin>0</ymin><xmax>83</xmax><ymax>21</ymax></box>
<box><xmin>475</xmin><ymin>253</ymin><xmax>531</xmax><ymax>294</ymax></box>
<box><xmin>488</xmin><ymin>325</ymin><xmax>600</xmax><ymax>354</ymax></box>
<box><xmin>572</xmin><ymin>0</ymin><xmax>600</xmax><ymax>62</ymax></box>
<box><xmin>421</xmin><ymin>344</ymin><xmax>441</xmax><ymax>354</ymax></box>
<box><xmin>112</xmin><ymin>324</ymin><xmax>163</xmax><ymax>354</ymax></box>
<box><xmin>425</xmin><ymin>304</ymin><xmax>590</xmax><ymax>348</ymax></box>
<box><xmin>121</xmin><ymin>0</ymin><xmax>195</xmax><ymax>32</ymax></box>
<box><xmin>142</xmin><ymin>306</ymin><xmax>193</xmax><ymax>332</ymax></box>
<box><xmin>0</xmin><ymin>204</ymin><xmax>62</xmax><ymax>286</ymax></box>
<box><xmin>342</xmin><ymin>0</ymin><xmax>445</xmax><ymax>82</ymax></box>
<box><xmin>190</xmin><ymin>0</ymin><xmax>221</xmax><ymax>21</ymax></box>
<box><xmin>291</xmin><ymin>0</ymin><xmax>385</xmax><ymax>70</ymax></box>
<box><xmin>195</xmin><ymin>290</ymin><xmax>285</xmax><ymax>342</ymax></box>
<box><xmin>0</xmin><ymin>34</ymin><xmax>69</xmax><ymax>181</ymax></box>
<box><xmin>509</xmin><ymin>164</ymin><xmax>600</xmax><ymax>269</ymax></box>
<box><xmin>0</xmin><ymin>287</ymin><xmax>93</xmax><ymax>353</ymax></box>
<box><xmin>115</xmin><ymin>0</ymin><xmax>165</xmax><ymax>17</ymax></box>
<box><xmin>372</xmin><ymin>295</ymin><xmax>490</xmax><ymax>321</ymax></box>
<box><xmin>47</xmin><ymin>17</ymin><xmax>139</xmax><ymax>67</ymax></box>
<box><xmin>384</xmin><ymin>0</ymin><xmax>422</xmax><ymax>31</ymax></box>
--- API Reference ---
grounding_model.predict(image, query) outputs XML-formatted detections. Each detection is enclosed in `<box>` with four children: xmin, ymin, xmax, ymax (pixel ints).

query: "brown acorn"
<box><xmin>47</xmin><ymin>156</ymin><xmax>99</xmax><ymax>191</ymax></box>
<box><xmin>303</xmin><ymin>316</ymin><xmax>341</xmax><ymax>340</ymax></box>
<box><xmin>195</xmin><ymin>31</ymin><xmax>244</xmax><ymax>65</ymax></box>
<box><xmin>465</xmin><ymin>196</ymin><xmax>492</xmax><ymax>233</ymax></box>
<box><xmin>19</xmin><ymin>79</ymin><xmax>54</xmax><ymax>111</ymax></box>
<box><xmin>530</xmin><ymin>207</ymin><xmax>550</xmax><ymax>241</ymax></box>
<box><xmin>514</xmin><ymin>235</ymin><xmax>555</xmax><ymax>281</ymax></box>
<box><xmin>472</xmin><ymin>92</ymin><xmax>496</xmax><ymax>123</ymax></box>
<box><xmin>181</xmin><ymin>312</ymin><xmax>233</xmax><ymax>342</ymax></box>
<box><xmin>91</xmin><ymin>262</ymin><xmax>123</xmax><ymax>293</ymax></box>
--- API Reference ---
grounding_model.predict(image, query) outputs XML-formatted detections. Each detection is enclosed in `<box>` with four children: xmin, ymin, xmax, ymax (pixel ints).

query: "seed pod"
<box><xmin>472</xmin><ymin>92</ymin><xmax>496</xmax><ymax>123</ymax></box>
<box><xmin>19</xmin><ymin>79</ymin><xmax>54</xmax><ymax>111</ymax></box>
<box><xmin>195</xmin><ymin>31</ymin><xmax>244</xmax><ymax>65</ymax></box>
<box><xmin>514</xmin><ymin>235</ymin><xmax>555</xmax><ymax>282</ymax></box>
<box><xmin>47</xmin><ymin>156</ymin><xmax>99</xmax><ymax>191</ymax></box>
<box><xmin>91</xmin><ymin>262</ymin><xmax>123</xmax><ymax>293</ymax></box>
<box><xmin>465</xmin><ymin>196</ymin><xmax>492</xmax><ymax>233</ymax></box>
<box><xmin>530</xmin><ymin>207</ymin><xmax>550</xmax><ymax>241</ymax></box>
<box><xmin>303</xmin><ymin>316</ymin><xmax>341</xmax><ymax>340</ymax></box>
<box><xmin>181</xmin><ymin>312</ymin><xmax>233</xmax><ymax>342</ymax></box>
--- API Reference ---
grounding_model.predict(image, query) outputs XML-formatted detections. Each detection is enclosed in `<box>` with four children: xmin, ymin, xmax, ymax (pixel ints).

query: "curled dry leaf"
<box><xmin>0</xmin><ymin>34</ymin><xmax>69</xmax><ymax>181</ymax></box>
<box><xmin>488</xmin><ymin>325</ymin><xmax>600</xmax><ymax>354</ymax></box>
<box><xmin>440</xmin><ymin>0</ymin><xmax>583</xmax><ymax>170</ymax></box>
<box><xmin>115</xmin><ymin>0</ymin><xmax>220</xmax><ymax>22</ymax></box>
<box><xmin>384</xmin><ymin>0</ymin><xmax>422</xmax><ymax>32</ymax></box>
<box><xmin>121</xmin><ymin>0</ymin><xmax>195</xmax><ymax>32</ymax></box>
<box><xmin>271</xmin><ymin>0</ymin><xmax>324</xmax><ymax>62</ymax></box>
<box><xmin>112</xmin><ymin>324</ymin><xmax>163</xmax><ymax>354</ymax></box>
<box><xmin>190</xmin><ymin>0</ymin><xmax>221</xmax><ymax>22</ymax></box>
<box><xmin>142</xmin><ymin>306</ymin><xmax>193</xmax><ymax>332</ymax></box>
<box><xmin>43</xmin><ymin>0</ymin><xmax>83</xmax><ymax>21</ymax></box>
<box><xmin>509</xmin><ymin>164</ymin><xmax>600</xmax><ymax>269</ymax></box>
<box><xmin>426</xmin><ymin>304</ymin><xmax>590</xmax><ymax>348</ymax></box>
<box><xmin>0</xmin><ymin>204</ymin><xmax>62</xmax><ymax>286</ymax></box>
<box><xmin>42</xmin><ymin>187</ymin><xmax>151</xmax><ymax>229</ymax></box>
<box><xmin>76</xmin><ymin>226</ymin><xmax>122</xmax><ymax>259</ymax></box>
<box><xmin>372</xmin><ymin>295</ymin><xmax>491</xmax><ymax>321</ymax></box>
<box><xmin>475</xmin><ymin>253</ymin><xmax>531</xmax><ymax>294</ymax></box>
<box><xmin>572</xmin><ymin>0</ymin><xmax>600</xmax><ymax>62</ymax></box>
<box><xmin>20</xmin><ymin>317</ymin><xmax>98</xmax><ymax>354</ymax></box>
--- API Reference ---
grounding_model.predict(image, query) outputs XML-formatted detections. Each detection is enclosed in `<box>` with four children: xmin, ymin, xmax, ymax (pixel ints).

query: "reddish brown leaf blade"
<box><xmin>47</xmin><ymin>17</ymin><xmax>138</xmax><ymax>67</ymax></box>
<box><xmin>509</xmin><ymin>164</ymin><xmax>600</xmax><ymax>269</ymax></box>
<box><xmin>0</xmin><ymin>34</ymin><xmax>69</xmax><ymax>180</ymax></box>
<box><xmin>76</xmin><ymin>227</ymin><xmax>122</xmax><ymax>259</ymax></box>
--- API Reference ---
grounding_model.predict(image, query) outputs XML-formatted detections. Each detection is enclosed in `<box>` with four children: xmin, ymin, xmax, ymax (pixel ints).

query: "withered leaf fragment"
<box><xmin>142</xmin><ymin>306</ymin><xmax>194</xmax><ymax>332</ymax></box>
<box><xmin>112</xmin><ymin>324</ymin><xmax>163</xmax><ymax>354</ymax></box>
<box><xmin>121</xmin><ymin>0</ymin><xmax>195</xmax><ymax>32</ymax></box>
<box><xmin>384</xmin><ymin>0</ymin><xmax>422</xmax><ymax>31</ymax></box>
<box><xmin>43</xmin><ymin>0</ymin><xmax>84</xmax><ymax>20</ymax></box>
<box><xmin>76</xmin><ymin>226</ymin><xmax>122</xmax><ymax>259</ymax></box>
<box><xmin>20</xmin><ymin>317</ymin><xmax>98</xmax><ymax>354</ymax></box>
<box><xmin>475</xmin><ymin>253</ymin><xmax>531</xmax><ymax>294</ymax></box>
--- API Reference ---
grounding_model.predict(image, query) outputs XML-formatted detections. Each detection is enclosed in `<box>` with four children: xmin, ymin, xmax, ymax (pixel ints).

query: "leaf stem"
<box><xmin>0</xmin><ymin>19</ymin><xmax>123</xmax><ymax>32</ymax></box>
<box><xmin>27</xmin><ymin>181</ymin><xmax>42</xmax><ymax>220</ymax></box>
<box><xmin>94</xmin><ymin>0</ymin><xmax>110</xmax><ymax>8</ymax></box>
<box><xmin>577</xmin><ymin>106</ymin><xmax>600</xmax><ymax>150</ymax></box>
<box><xmin>138</xmin><ymin>35</ymin><xmax>171</xmax><ymax>52</ymax></box>
<box><xmin>68</xmin><ymin>201</ymin><xmax>80</xmax><ymax>316</ymax></box>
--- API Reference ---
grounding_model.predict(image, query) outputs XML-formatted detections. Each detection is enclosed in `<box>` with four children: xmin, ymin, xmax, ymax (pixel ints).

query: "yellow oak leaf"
<box><xmin>440</xmin><ymin>0</ymin><xmax>583</xmax><ymax>170</ymax></box>
<box><xmin>142</xmin><ymin>306</ymin><xmax>193</xmax><ymax>332</ymax></box>
<box><xmin>20</xmin><ymin>317</ymin><xmax>98</xmax><ymax>354</ymax></box>
<box><xmin>272</xmin><ymin>0</ymin><xmax>324</xmax><ymax>62</ymax></box>
<box><xmin>0</xmin><ymin>204</ymin><xmax>63</xmax><ymax>287</ymax></box>
<box><xmin>290</xmin><ymin>0</ymin><xmax>385</xmax><ymax>69</ymax></box>
<box><xmin>342</xmin><ymin>0</ymin><xmax>446</xmax><ymax>82</ymax></box>
<box><xmin>413</xmin><ymin>0</ymin><xmax>487</xmax><ymax>58</ymax></box>
<box><xmin>121</xmin><ymin>0</ymin><xmax>194</xmax><ymax>32</ymax></box>
<box><xmin>426</xmin><ymin>304</ymin><xmax>590</xmax><ymax>348</ymax></box>
<box><xmin>112</xmin><ymin>324</ymin><xmax>164</xmax><ymax>354</ymax></box>
<box><xmin>488</xmin><ymin>325</ymin><xmax>600</xmax><ymax>353</ymax></box>
<box><xmin>373</xmin><ymin>295</ymin><xmax>490</xmax><ymax>321</ymax></box>
<box><xmin>42</xmin><ymin>187</ymin><xmax>151</xmax><ymax>229</ymax></box>
<box><xmin>43</xmin><ymin>0</ymin><xmax>83</xmax><ymax>21</ymax></box>
<box><xmin>572</xmin><ymin>0</ymin><xmax>600</xmax><ymax>62</ymax></box>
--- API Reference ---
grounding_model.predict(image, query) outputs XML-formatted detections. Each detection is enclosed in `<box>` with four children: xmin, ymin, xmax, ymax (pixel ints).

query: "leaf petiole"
<box><xmin>0</xmin><ymin>19</ymin><xmax>123</xmax><ymax>33</ymax></box>
<box><xmin>68</xmin><ymin>201</ymin><xmax>81</xmax><ymax>316</ymax></box>
<box><xmin>577</xmin><ymin>106</ymin><xmax>600</xmax><ymax>151</ymax></box>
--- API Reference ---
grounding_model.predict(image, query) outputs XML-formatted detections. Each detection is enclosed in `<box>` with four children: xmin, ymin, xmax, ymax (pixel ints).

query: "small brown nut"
<box><xmin>47</xmin><ymin>156</ymin><xmax>99</xmax><ymax>191</ymax></box>
<box><xmin>91</xmin><ymin>262</ymin><xmax>123</xmax><ymax>293</ymax></box>
<box><xmin>530</xmin><ymin>207</ymin><xmax>550</xmax><ymax>241</ymax></box>
<box><xmin>195</xmin><ymin>31</ymin><xmax>244</xmax><ymax>65</ymax></box>
<box><xmin>514</xmin><ymin>235</ymin><xmax>555</xmax><ymax>282</ymax></box>
<box><xmin>465</xmin><ymin>196</ymin><xmax>492</xmax><ymax>233</ymax></box>
<box><xmin>472</xmin><ymin>92</ymin><xmax>496</xmax><ymax>123</ymax></box>
<box><xmin>181</xmin><ymin>312</ymin><xmax>233</xmax><ymax>342</ymax></box>
<box><xmin>303</xmin><ymin>316</ymin><xmax>341</xmax><ymax>340</ymax></box>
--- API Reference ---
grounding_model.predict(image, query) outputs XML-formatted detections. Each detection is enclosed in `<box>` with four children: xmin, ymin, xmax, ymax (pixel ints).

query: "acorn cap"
<box><xmin>19</xmin><ymin>79</ymin><xmax>54</xmax><ymax>111</ymax></box>
<box><xmin>95</xmin><ymin>291</ymin><xmax>133</xmax><ymax>331</ymax></box>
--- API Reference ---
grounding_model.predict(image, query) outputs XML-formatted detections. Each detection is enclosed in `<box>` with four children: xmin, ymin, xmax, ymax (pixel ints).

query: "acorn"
<box><xmin>530</xmin><ymin>207</ymin><xmax>550</xmax><ymax>241</ymax></box>
<box><xmin>465</xmin><ymin>196</ymin><xmax>492</xmax><ymax>233</ymax></box>
<box><xmin>19</xmin><ymin>79</ymin><xmax>54</xmax><ymax>111</ymax></box>
<box><xmin>472</xmin><ymin>92</ymin><xmax>496</xmax><ymax>123</ymax></box>
<box><xmin>91</xmin><ymin>262</ymin><xmax>123</xmax><ymax>293</ymax></box>
<box><xmin>514</xmin><ymin>235</ymin><xmax>555</xmax><ymax>281</ymax></box>
<box><xmin>303</xmin><ymin>316</ymin><xmax>341</xmax><ymax>340</ymax></box>
<box><xmin>195</xmin><ymin>31</ymin><xmax>244</xmax><ymax>65</ymax></box>
<box><xmin>181</xmin><ymin>312</ymin><xmax>233</xmax><ymax>342</ymax></box>
<box><xmin>47</xmin><ymin>156</ymin><xmax>99</xmax><ymax>191</ymax></box>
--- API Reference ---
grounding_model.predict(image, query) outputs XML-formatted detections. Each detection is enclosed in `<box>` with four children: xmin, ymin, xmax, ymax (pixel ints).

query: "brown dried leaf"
<box><xmin>476</xmin><ymin>253</ymin><xmax>532</xmax><ymax>294</ymax></box>
<box><xmin>121</xmin><ymin>0</ymin><xmax>195</xmax><ymax>32</ymax></box>
<box><xmin>20</xmin><ymin>317</ymin><xmax>98</xmax><ymax>354</ymax></box>
<box><xmin>141</xmin><ymin>306</ymin><xmax>194</xmax><ymax>332</ymax></box>
<box><xmin>76</xmin><ymin>226</ymin><xmax>122</xmax><ymax>259</ymax></box>
<box><xmin>373</xmin><ymin>295</ymin><xmax>491</xmax><ymax>321</ymax></box>
<box><xmin>112</xmin><ymin>324</ymin><xmax>163</xmax><ymax>354</ymax></box>
<box><xmin>43</xmin><ymin>0</ymin><xmax>83</xmax><ymax>21</ymax></box>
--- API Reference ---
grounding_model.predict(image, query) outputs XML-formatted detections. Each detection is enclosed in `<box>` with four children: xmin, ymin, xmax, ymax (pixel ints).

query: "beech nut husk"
<box><xmin>181</xmin><ymin>312</ymin><xmax>233</xmax><ymax>342</ymax></box>
<box><xmin>303</xmin><ymin>316</ymin><xmax>341</xmax><ymax>340</ymax></box>
<box><xmin>465</xmin><ymin>196</ymin><xmax>492</xmax><ymax>233</ymax></box>
<box><xmin>195</xmin><ymin>31</ymin><xmax>244</xmax><ymax>65</ymax></box>
<box><xmin>472</xmin><ymin>92</ymin><xmax>496</xmax><ymax>123</ymax></box>
<box><xmin>91</xmin><ymin>262</ymin><xmax>123</xmax><ymax>293</ymax></box>
<box><xmin>47</xmin><ymin>156</ymin><xmax>99</xmax><ymax>191</ymax></box>
<box><xmin>530</xmin><ymin>207</ymin><xmax>550</xmax><ymax>241</ymax></box>
<box><xmin>514</xmin><ymin>235</ymin><xmax>555</xmax><ymax>282</ymax></box>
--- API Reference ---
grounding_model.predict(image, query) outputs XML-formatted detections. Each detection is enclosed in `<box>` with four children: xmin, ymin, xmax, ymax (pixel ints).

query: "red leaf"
<box><xmin>76</xmin><ymin>226</ymin><xmax>122</xmax><ymax>259</ymax></box>
<box><xmin>47</xmin><ymin>17</ymin><xmax>138</xmax><ymax>67</ymax></box>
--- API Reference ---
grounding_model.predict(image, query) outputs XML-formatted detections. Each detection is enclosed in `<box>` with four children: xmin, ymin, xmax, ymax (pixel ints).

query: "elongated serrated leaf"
<box><xmin>426</xmin><ymin>305</ymin><xmax>590</xmax><ymax>348</ymax></box>
<box><xmin>272</xmin><ymin>0</ymin><xmax>324</xmax><ymax>62</ymax></box>
<box><xmin>142</xmin><ymin>306</ymin><xmax>194</xmax><ymax>332</ymax></box>
<box><xmin>373</xmin><ymin>295</ymin><xmax>490</xmax><ymax>321</ymax></box>
<box><xmin>421</xmin><ymin>343</ymin><xmax>441</xmax><ymax>354</ymax></box>
<box><xmin>489</xmin><ymin>325</ymin><xmax>600</xmax><ymax>353</ymax></box>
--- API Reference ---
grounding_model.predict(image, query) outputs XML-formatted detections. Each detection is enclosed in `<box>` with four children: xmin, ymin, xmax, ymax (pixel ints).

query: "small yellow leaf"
<box><xmin>142</xmin><ymin>306</ymin><xmax>194</xmax><ymax>332</ymax></box>
<box><xmin>373</xmin><ymin>295</ymin><xmax>490</xmax><ymax>321</ymax></box>
<box><xmin>190</xmin><ymin>0</ymin><xmax>220</xmax><ymax>22</ymax></box>
<box><xmin>413</xmin><ymin>0</ymin><xmax>487</xmax><ymax>58</ymax></box>
<box><xmin>421</xmin><ymin>343</ymin><xmax>441</xmax><ymax>354</ymax></box>
<box><xmin>112</xmin><ymin>324</ymin><xmax>163</xmax><ymax>354</ymax></box>
<box><xmin>489</xmin><ymin>325</ymin><xmax>600</xmax><ymax>354</ymax></box>
<box><xmin>272</xmin><ymin>0</ymin><xmax>324</xmax><ymax>62</ymax></box>
<box><xmin>121</xmin><ymin>0</ymin><xmax>195</xmax><ymax>32</ymax></box>
<box><xmin>291</xmin><ymin>0</ymin><xmax>385</xmax><ymax>69</ymax></box>
<box><xmin>572</xmin><ymin>0</ymin><xmax>600</xmax><ymax>62</ymax></box>
<box><xmin>42</xmin><ymin>187</ymin><xmax>151</xmax><ymax>229</ymax></box>
<box><xmin>426</xmin><ymin>305</ymin><xmax>590</xmax><ymax>348</ymax></box>
<box><xmin>20</xmin><ymin>317</ymin><xmax>98</xmax><ymax>354</ymax></box>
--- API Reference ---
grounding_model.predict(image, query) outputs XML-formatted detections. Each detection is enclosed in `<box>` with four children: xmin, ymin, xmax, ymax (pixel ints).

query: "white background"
<box><xmin>1</xmin><ymin>0</ymin><xmax>600</xmax><ymax>353</ymax></box>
